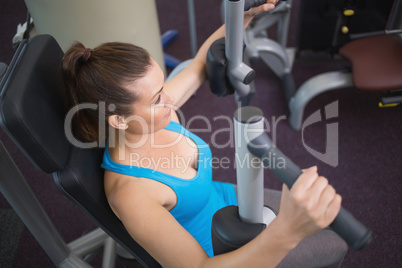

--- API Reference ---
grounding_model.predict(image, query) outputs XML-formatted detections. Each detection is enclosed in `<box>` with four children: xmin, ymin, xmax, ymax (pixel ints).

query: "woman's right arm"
<box><xmin>107</xmin><ymin>166</ymin><xmax>341</xmax><ymax>268</ymax></box>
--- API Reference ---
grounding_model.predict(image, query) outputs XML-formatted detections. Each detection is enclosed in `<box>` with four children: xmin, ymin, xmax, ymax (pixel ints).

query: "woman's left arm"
<box><xmin>164</xmin><ymin>1</ymin><xmax>278</xmax><ymax>109</ymax></box>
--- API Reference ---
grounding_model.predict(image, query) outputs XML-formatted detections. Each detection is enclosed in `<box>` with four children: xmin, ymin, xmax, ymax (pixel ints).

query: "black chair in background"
<box><xmin>0</xmin><ymin>34</ymin><xmax>160</xmax><ymax>267</ymax></box>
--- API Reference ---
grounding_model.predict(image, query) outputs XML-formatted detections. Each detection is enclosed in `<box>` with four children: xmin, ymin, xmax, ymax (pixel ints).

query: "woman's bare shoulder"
<box><xmin>104</xmin><ymin>170</ymin><xmax>177</xmax><ymax>217</ymax></box>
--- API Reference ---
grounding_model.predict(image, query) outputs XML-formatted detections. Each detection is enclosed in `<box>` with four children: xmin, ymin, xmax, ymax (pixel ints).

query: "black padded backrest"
<box><xmin>55</xmin><ymin>146</ymin><xmax>160</xmax><ymax>267</ymax></box>
<box><xmin>0</xmin><ymin>35</ymin><xmax>70</xmax><ymax>173</ymax></box>
<box><xmin>0</xmin><ymin>35</ymin><xmax>160</xmax><ymax>267</ymax></box>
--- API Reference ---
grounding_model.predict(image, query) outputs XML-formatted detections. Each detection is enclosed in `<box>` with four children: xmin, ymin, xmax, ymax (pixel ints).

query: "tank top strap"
<box><xmin>165</xmin><ymin>120</ymin><xmax>208</xmax><ymax>148</ymax></box>
<box><xmin>101</xmin><ymin>120</ymin><xmax>209</xmax><ymax>183</ymax></box>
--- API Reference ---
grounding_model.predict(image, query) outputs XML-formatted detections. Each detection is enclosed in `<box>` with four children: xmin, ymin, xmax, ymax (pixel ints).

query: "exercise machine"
<box><xmin>244</xmin><ymin>0</ymin><xmax>296</xmax><ymax>101</ymax></box>
<box><xmin>211</xmin><ymin>0</ymin><xmax>402</xmax><ymax>131</ymax></box>
<box><xmin>208</xmin><ymin>0</ymin><xmax>372</xmax><ymax>255</ymax></box>
<box><xmin>288</xmin><ymin>1</ymin><xmax>402</xmax><ymax>130</ymax></box>
<box><xmin>208</xmin><ymin>0</ymin><xmax>296</xmax><ymax>105</ymax></box>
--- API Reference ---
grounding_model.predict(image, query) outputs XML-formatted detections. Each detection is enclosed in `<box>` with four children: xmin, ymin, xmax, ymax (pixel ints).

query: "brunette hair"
<box><xmin>61</xmin><ymin>41</ymin><xmax>151</xmax><ymax>143</ymax></box>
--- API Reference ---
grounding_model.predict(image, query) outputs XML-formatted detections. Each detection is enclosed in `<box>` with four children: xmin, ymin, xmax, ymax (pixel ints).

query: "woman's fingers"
<box><xmin>277</xmin><ymin>166</ymin><xmax>343</xmax><ymax>240</ymax></box>
<box><xmin>291</xmin><ymin>166</ymin><xmax>318</xmax><ymax>200</ymax></box>
<box><xmin>305</xmin><ymin>176</ymin><xmax>329</xmax><ymax>209</ymax></box>
<box><xmin>293</xmin><ymin>167</ymin><xmax>342</xmax><ymax>228</ymax></box>
<box><xmin>246</xmin><ymin>1</ymin><xmax>277</xmax><ymax>17</ymax></box>
<box><xmin>322</xmin><ymin>191</ymin><xmax>342</xmax><ymax>225</ymax></box>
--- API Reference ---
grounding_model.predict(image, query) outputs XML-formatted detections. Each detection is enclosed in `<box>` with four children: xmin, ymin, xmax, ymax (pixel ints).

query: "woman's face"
<box><xmin>123</xmin><ymin>58</ymin><xmax>174</xmax><ymax>135</ymax></box>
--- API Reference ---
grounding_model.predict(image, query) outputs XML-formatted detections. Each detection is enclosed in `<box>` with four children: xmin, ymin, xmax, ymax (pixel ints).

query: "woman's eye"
<box><xmin>155</xmin><ymin>94</ymin><xmax>161</xmax><ymax>104</ymax></box>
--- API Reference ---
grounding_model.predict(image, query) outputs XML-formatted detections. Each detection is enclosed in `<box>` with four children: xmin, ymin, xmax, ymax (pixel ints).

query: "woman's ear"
<box><xmin>108</xmin><ymin>115</ymin><xmax>128</xmax><ymax>130</ymax></box>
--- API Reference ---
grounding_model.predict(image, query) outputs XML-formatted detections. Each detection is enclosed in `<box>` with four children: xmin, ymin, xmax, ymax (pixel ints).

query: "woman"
<box><xmin>62</xmin><ymin>1</ymin><xmax>347</xmax><ymax>267</ymax></box>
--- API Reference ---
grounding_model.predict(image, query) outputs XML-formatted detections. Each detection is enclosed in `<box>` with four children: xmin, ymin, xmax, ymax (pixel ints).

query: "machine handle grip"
<box><xmin>244</xmin><ymin>0</ymin><xmax>268</xmax><ymax>11</ymax></box>
<box><xmin>248</xmin><ymin>135</ymin><xmax>372</xmax><ymax>250</ymax></box>
<box><xmin>265</xmin><ymin>147</ymin><xmax>372</xmax><ymax>250</ymax></box>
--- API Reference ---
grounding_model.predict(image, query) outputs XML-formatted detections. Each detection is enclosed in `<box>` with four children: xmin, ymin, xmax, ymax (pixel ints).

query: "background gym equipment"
<box><xmin>296</xmin><ymin>0</ymin><xmax>395</xmax><ymax>53</ymax></box>
<box><xmin>161</xmin><ymin>30</ymin><xmax>182</xmax><ymax>69</ymax></box>
<box><xmin>244</xmin><ymin>0</ymin><xmax>297</xmax><ymax>102</ymax></box>
<box><xmin>209</xmin><ymin>0</ymin><xmax>297</xmax><ymax>104</ymax></box>
<box><xmin>211</xmin><ymin>0</ymin><xmax>401</xmax><ymax>130</ymax></box>
<box><xmin>209</xmin><ymin>0</ymin><xmax>372</xmax><ymax>255</ymax></box>
<box><xmin>288</xmin><ymin>0</ymin><xmax>402</xmax><ymax>130</ymax></box>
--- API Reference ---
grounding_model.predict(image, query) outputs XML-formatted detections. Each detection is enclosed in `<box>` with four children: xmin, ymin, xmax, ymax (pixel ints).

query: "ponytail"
<box><xmin>61</xmin><ymin>41</ymin><xmax>151</xmax><ymax>143</ymax></box>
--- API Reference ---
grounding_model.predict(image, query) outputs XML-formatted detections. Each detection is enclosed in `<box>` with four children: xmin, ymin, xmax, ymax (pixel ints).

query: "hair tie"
<box><xmin>82</xmin><ymin>48</ymin><xmax>92</xmax><ymax>62</ymax></box>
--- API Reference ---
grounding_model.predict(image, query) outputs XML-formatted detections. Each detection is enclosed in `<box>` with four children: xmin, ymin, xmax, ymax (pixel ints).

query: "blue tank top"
<box><xmin>101</xmin><ymin>121</ymin><xmax>237</xmax><ymax>256</ymax></box>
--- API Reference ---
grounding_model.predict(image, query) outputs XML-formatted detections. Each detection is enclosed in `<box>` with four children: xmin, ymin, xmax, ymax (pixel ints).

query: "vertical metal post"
<box><xmin>187</xmin><ymin>0</ymin><xmax>198</xmax><ymax>57</ymax></box>
<box><xmin>225</xmin><ymin>0</ymin><xmax>254</xmax><ymax>99</ymax></box>
<box><xmin>277</xmin><ymin>0</ymin><xmax>292</xmax><ymax>47</ymax></box>
<box><xmin>233</xmin><ymin>106</ymin><xmax>265</xmax><ymax>223</ymax></box>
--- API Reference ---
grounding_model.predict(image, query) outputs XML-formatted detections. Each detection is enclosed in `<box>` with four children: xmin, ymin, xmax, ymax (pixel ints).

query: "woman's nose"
<box><xmin>165</xmin><ymin>91</ymin><xmax>175</xmax><ymax>105</ymax></box>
